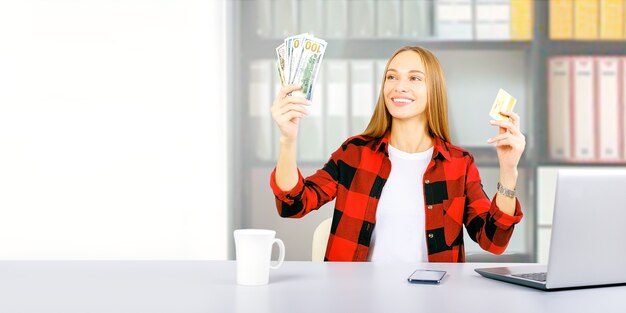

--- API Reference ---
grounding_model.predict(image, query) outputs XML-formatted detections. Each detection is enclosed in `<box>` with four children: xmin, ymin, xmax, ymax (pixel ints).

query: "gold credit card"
<box><xmin>489</xmin><ymin>88</ymin><xmax>517</xmax><ymax>121</ymax></box>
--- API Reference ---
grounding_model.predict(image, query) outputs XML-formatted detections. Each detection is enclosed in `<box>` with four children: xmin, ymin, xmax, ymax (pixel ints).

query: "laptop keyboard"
<box><xmin>512</xmin><ymin>272</ymin><xmax>547</xmax><ymax>282</ymax></box>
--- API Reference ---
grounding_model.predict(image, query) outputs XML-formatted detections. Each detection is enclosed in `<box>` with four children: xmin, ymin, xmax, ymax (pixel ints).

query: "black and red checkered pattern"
<box><xmin>270</xmin><ymin>131</ymin><xmax>523</xmax><ymax>262</ymax></box>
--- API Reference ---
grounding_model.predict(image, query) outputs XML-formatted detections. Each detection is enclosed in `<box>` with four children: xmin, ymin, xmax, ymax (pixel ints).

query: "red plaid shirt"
<box><xmin>270</xmin><ymin>131</ymin><xmax>523</xmax><ymax>262</ymax></box>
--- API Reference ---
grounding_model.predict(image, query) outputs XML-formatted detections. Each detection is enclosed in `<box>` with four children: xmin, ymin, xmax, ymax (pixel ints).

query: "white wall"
<box><xmin>0</xmin><ymin>0</ymin><xmax>228</xmax><ymax>259</ymax></box>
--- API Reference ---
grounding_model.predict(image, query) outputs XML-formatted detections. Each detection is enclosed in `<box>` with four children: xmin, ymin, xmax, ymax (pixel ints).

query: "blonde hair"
<box><xmin>361</xmin><ymin>46</ymin><xmax>451</xmax><ymax>143</ymax></box>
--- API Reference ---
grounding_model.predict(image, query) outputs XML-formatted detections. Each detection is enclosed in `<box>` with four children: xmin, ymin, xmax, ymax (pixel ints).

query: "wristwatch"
<box><xmin>497</xmin><ymin>182</ymin><xmax>517</xmax><ymax>198</ymax></box>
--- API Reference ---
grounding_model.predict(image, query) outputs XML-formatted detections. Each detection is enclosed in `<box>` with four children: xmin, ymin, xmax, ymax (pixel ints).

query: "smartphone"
<box><xmin>407</xmin><ymin>269</ymin><xmax>447</xmax><ymax>284</ymax></box>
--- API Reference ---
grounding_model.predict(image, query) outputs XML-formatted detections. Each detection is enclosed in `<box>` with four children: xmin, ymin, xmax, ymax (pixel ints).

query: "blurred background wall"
<box><xmin>234</xmin><ymin>0</ymin><xmax>626</xmax><ymax>263</ymax></box>
<box><xmin>0</xmin><ymin>0</ymin><xmax>229</xmax><ymax>260</ymax></box>
<box><xmin>2</xmin><ymin>0</ymin><xmax>626</xmax><ymax>263</ymax></box>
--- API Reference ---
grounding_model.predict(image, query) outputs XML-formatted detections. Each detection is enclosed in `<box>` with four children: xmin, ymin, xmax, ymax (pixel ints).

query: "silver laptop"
<box><xmin>475</xmin><ymin>169</ymin><xmax>626</xmax><ymax>290</ymax></box>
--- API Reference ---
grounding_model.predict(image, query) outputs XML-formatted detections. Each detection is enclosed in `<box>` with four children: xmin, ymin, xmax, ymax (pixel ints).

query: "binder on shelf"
<box><xmin>434</xmin><ymin>0</ymin><xmax>473</xmax><ymax>40</ymax></box>
<box><xmin>537</xmin><ymin>167</ymin><xmax>559</xmax><ymax>226</ymax></box>
<box><xmin>349</xmin><ymin>0</ymin><xmax>375</xmax><ymax>38</ymax></box>
<box><xmin>350</xmin><ymin>61</ymin><xmax>376</xmax><ymax>135</ymax></box>
<box><xmin>510</xmin><ymin>0</ymin><xmax>533</xmax><ymax>40</ymax></box>
<box><xmin>599</xmin><ymin>0</ymin><xmax>624</xmax><ymax>40</ymax></box>
<box><xmin>402</xmin><ymin>0</ymin><xmax>433</xmax><ymax>38</ymax></box>
<box><xmin>622</xmin><ymin>3</ymin><xmax>626</xmax><ymax>39</ymax></box>
<box><xmin>274</xmin><ymin>78</ymin><xmax>282</xmax><ymax>160</ymax></box>
<box><xmin>249</xmin><ymin>60</ymin><xmax>273</xmax><ymax>161</ymax></box>
<box><xmin>255</xmin><ymin>0</ymin><xmax>272</xmax><ymax>38</ymax></box>
<box><xmin>622</xmin><ymin>58</ymin><xmax>626</xmax><ymax>159</ymax></box>
<box><xmin>298</xmin><ymin>66</ymin><xmax>325</xmax><ymax>161</ymax></box>
<box><xmin>537</xmin><ymin>227</ymin><xmax>552</xmax><ymax>264</ymax></box>
<box><xmin>273</xmin><ymin>0</ymin><xmax>298</xmax><ymax>38</ymax></box>
<box><xmin>548</xmin><ymin>57</ymin><xmax>572</xmax><ymax>161</ymax></box>
<box><xmin>375</xmin><ymin>59</ymin><xmax>388</xmax><ymax>97</ymax></box>
<box><xmin>549</xmin><ymin>0</ymin><xmax>574</xmax><ymax>40</ymax></box>
<box><xmin>572</xmin><ymin>57</ymin><xmax>596</xmax><ymax>161</ymax></box>
<box><xmin>475</xmin><ymin>0</ymin><xmax>510</xmax><ymax>40</ymax></box>
<box><xmin>574</xmin><ymin>0</ymin><xmax>599</xmax><ymax>40</ymax></box>
<box><xmin>325</xmin><ymin>61</ymin><xmax>349</xmax><ymax>155</ymax></box>
<box><xmin>299</xmin><ymin>0</ymin><xmax>324</xmax><ymax>36</ymax></box>
<box><xmin>597</xmin><ymin>57</ymin><xmax>621</xmax><ymax>161</ymax></box>
<box><xmin>325</xmin><ymin>0</ymin><xmax>348</xmax><ymax>38</ymax></box>
<box><xmin>377</xmin><ymin>0</ymin><xmax>401</xmax><ymax>37</ymax></box>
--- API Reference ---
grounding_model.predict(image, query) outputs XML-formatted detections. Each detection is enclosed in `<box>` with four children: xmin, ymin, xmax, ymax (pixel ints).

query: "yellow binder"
<box><xmin>550</xmin><ymin>0</ymin><xmax>574</xmax><ymax>39</ymax></box>
<box><xmin>574</xmin><ymin>0</ymin><xmax>599</xmax><ymax>40</ymax></box>
<box><xmin>511</xmin><ymin>0</ymin><xmax>533</xmax><ymax>40</ymax></box>
<box><xmin>600</xmin><ymin>0</ymin><xmax>624</xmax><ymax>40</ymax></box>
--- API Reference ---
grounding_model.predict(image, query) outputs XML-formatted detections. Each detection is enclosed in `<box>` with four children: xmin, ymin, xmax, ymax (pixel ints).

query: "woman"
<box><xmin>269</xmin><ymin>46</ymin><xmax>525</xmax><ymax>262</ymax></box>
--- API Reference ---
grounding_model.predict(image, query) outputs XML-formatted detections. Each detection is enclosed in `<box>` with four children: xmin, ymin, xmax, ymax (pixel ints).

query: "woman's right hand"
<box><xmin>270</xmin><ymin>84</ymin><xmax>312</xmax><ymax>145</ymax></box>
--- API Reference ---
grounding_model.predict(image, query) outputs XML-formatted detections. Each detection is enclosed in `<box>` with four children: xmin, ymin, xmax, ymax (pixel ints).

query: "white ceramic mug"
<box><xmin>234</xmin><ymin>229</ymin><xmax>285</xmax><ymax>286</ymax></box>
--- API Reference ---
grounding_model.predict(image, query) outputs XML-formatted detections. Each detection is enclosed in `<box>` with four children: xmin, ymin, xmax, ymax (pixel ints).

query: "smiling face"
<box><xmin>363</xmin><ymin>46</ymin><xmax>451</xmax><ymax>142</ymax></box>
<box><xmin>383</xmin><ymin>50</ymin><xmax>429</xmax><ymax>123</ymax></box>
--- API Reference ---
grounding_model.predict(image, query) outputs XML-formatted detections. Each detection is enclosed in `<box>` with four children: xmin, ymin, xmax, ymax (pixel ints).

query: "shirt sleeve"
<box><xmin>463</xmin><ymin>154</ymin><xmax>523</xmax><ymax>255</ymax></box>
<box><xmin>269</xmin><ymin>149</ymin><xmax>340</xmax><ymax>218</ymax></box>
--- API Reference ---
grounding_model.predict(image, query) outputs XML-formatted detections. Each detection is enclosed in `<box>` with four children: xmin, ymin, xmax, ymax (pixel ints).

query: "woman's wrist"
<box><xmin>279</xmin><ymin>135</ymin><xmax>297</xmax><ymax>146</ymax></box>
<box><xmin>499</xmin><ymin>168</ymin><xmax>518</xmax><ymax>190</ymax></box>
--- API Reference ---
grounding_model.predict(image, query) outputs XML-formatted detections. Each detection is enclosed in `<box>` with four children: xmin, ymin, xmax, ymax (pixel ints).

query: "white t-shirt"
<box><xmin>367</xmin><ymin>144</ymin><xmax>433</xmax><ymax>262</ymax></box>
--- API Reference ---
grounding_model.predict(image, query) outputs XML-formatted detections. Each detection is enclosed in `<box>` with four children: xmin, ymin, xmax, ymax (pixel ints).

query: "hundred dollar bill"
<box><xmin>275</xmin><ymin>33</ymin><xmax>327</xmax><ymax>100</ymax></box>
<box><xmin>287</xmin><ymin>33</ymin><xmax>310</xmax><ymax>84</ymax></box>
<box><xmin>276</xmin><ymin>43</ymin><xmax>286</xmax><ymax>86</ymax></box>
<box><xmin>284</xmin><ymin>33</ymin><xmax>308</xmax><ymax>84</ymax></box>
<box><xmin>489</xmin><ymin>88</ymin><xmax>517</xmax><ymax>121</ymax></box>
<box><xmin>290</xmin><ymin>36</ymin><xmax>326</xmax><ymax>100</ymax></box>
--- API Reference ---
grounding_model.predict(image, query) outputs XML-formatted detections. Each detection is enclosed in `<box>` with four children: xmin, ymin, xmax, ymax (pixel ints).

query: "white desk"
<box><xmin>0</xmin><ymin>261</ymin><xmax>624</xmax><ymax>313</ymax></box>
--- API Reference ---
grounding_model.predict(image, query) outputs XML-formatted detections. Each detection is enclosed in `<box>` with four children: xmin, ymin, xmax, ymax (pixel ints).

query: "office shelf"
<box><xmin>545</xmin><ymin>40</ymin><xmax>626</xmax><ymax>55</ymax></box>
<box><xmin>232</xmin><ymin>0</ymin><xmax>626</xmax><ymax>262</ymax></box>
<box><xmin>242</xmin><ymin>38</ymin><xmax>532</xmax><ymax>59</ymax></box>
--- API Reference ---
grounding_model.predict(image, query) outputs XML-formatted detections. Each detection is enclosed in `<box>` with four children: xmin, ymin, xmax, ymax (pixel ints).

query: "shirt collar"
<box><xmin>431</xmin><ymin>136</ymin><xmax>451</xmax><ymax>161</ymax></box>
<box><xmin>376</xmin><ymin>130</ymin><xmax>451</xmax><ymax>162</ymax></box>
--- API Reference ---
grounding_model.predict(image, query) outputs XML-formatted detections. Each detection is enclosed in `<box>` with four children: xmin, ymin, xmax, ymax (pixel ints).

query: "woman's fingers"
<box><xmin>487</xmin><ymin>133</ymin><xmax>526</xmax><ymax>144</ymax></box>
<box><xmin>487</xmin><ymin>133</ymin><xmax>510</xmax><ymax>144</ymax></box>
<box><xmin>489</xmin><ymin>135</ymin><xmax>515</xmax><ymax>147</ymax></box>
<box><xmin>488</xmin><ymin>133</ymin><xmax>525</xmax><ymax>149</ymax></box>
<box><xmin>271</xmin><ymin>85</ymin><xmax>308</xmax><ymax>112</ymax></box>
<box><xmin>271</xmin><ymin>95</ymin><xmax>311</xmax><ymax>113</ymax></box>
<box><xmin>282</xmin><ymin>96</ymin><xmax>312</xmax><ymax>108</ymax></box>
<box><xmin>281</xmin><ymin>110</ymin><xmax>305</xmax><ymax>123</ymax></box>
<box><xmin>489</xmin><ymin>119</ymin><xmax>520</xmax><ymax>135</ymax></box>
<box><xmin>488</xmin><ymin>113</ymin><xmax>526</xmax><ymax>148</ymax></box>
<box><xmin>499</xmin><ymin>111</ymin><xmax>520</xmax><ymax>128</ymax></box>
<box><xmin>278</xmin><ymin>104</ymin><xmax>309</xmax><ymax>116</ymax></box>
<box><xmin>496</xmin><ymin>138</ymin><xmax>513</xmax><ymax>147</ymax></box>
<box><xmin>277</xmin><ymin>84</ymin><xmax>303</xmax><ymax>100</ymax></box>
<box><xmin>271</xmin><ymin>97</ymin><xmax>311</xmax><ymax>118</ymax></box>
<box><xmin>269</xmin><ymin>84</ymin><xmax>308</xmax><ymax>142</ymax></box>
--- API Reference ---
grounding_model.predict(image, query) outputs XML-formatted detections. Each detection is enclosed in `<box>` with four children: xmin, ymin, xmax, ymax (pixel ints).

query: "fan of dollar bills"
<box><xmin>275</xmin><ymin>33</ymin><xmax>327</xmax><ymax>100</ymax></box>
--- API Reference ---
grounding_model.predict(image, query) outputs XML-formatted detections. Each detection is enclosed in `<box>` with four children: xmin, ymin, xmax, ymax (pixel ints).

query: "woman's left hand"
<box><xmin>487</xmin><ymin>111</ymin><xmax>526</xmax><ymax>171</ymax></box>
